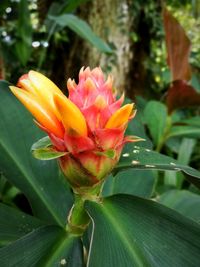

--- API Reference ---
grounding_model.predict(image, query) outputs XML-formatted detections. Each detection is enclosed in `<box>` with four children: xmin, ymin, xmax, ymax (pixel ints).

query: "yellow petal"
<box><xmin>17</xmin><ymin>74</ymin><xmax>36</xmax><ymax>94</ymax></box>
<box><xmin>105</xmin><ymin>103</ymin><xmax>134</xmax><ymax>129</ymax></box>
<box><xmin>53</xmin><ymin>93</ymin><xmax>87</xmax><ymax>136</ymax></box>
<box><xmin>28</xmin><ymin>70</ymin><xmax>64</xmax><ymax>118</ymax></box>
<box><xmin>29</xmin><ymin>70</ymin><xmax>62</xmax><ymax>96</ymax></box>
<box><xmin>10</xmin><ymin>86</ymin><xmax>64</xmax><ymax>139</ymax></box>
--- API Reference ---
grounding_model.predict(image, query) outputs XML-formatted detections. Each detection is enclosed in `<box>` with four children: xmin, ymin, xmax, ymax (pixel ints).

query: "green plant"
<box><xmin>0</xmin><ymin>64</ymin><xmax>200</xmax><ymax>266</ymax></box>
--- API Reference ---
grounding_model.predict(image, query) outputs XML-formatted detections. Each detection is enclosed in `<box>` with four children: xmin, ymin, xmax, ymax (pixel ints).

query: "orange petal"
<box><xmin>105</xmin><ymin>103</ymin><xmax>134</xmax><ymax>129</ymax></box>
<box><xmin>53</xmin><ymin>93</ymin><xmax>88</xmax><ymax>136</ymax></box>
<box><xmin>28</xmin><ymin>70</ymin><xmax>64</xmax><ymax>118</ymax></box>
<box><xmin>28</xmin><ymin>70</ymin><xmax>62</xmax><ymax>95</ymax></box>
<box><xmin>10</xmin><ymin>86</ymin><xmax>64</xmax><ymax>139</ymax></box>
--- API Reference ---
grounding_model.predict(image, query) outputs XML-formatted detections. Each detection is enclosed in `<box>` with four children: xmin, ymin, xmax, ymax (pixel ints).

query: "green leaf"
<box><xmin>103</xmin><ymin>169</ymin><xmax>155</xmax><ymax>198</ymax></box>
<box><xmin>144</xmin><ymin>101</ymin><xmax>167</xmax><ymax>146</ymax></box>
<box><xmin>126</xmin><ymin>104</ymin><xmax>152</xmax><ymax>149</ymax></box>
<box><xmin>114</xmin><ymin>143</ymin><xmax>200</xmax><ymax>187</ymax></box>
<box><xmin>0</xmin><ymin>226</ymin><xmax>83</xmax><ymax>267</ymax></box>
<box><xmin>86</xmin><ymin>194</ymin><xmax>200</xmax><ymax>267</ymax></box>
<box><xmin>180</xmin><ymin>116</ymin><xmax>200</xmax><ymax>127</ymax></box>
<box><xmin>164</xmin><ymin>138</ymin><xmax>196</xmax><ymax>188</ymax></box>
<box><xmin>62</xmin><ymin>0</ymin><xmax>89</xmax><ymax>13</ymax></box>
<box><xmin>31</xmin><ymin>136</ymin><xmax>51</xmax><ymax>150</ymax></box>
<box><xmin>159</xmin><ymin>190</ymin><xmax>200</xmax><ymax>223</ymax></box>
<box><xmin>0</xmin><ymin>203</ymin><xmax>44</xmax><ymax>246</ymax></box>
<box><xmin>49</xmin><ymin>14</ymin><xmax>112</xmax><ymax>53</ymax></box>
<box><xmin>167</xmin><ymin>125</ymin><xmax>200</xmax><ymax>139</ymax></box>
<box><xmin>0</xmin><ymin>81</ymin><xmax>73</xmax><ymax>226</ymax></box>
<box><xmin>178</xmin><ymin>138</ymin><xmax>196</xmax><ymax>164</ymax></box>
<box><xmin>95</xmin><ymin>149</ymin><xmax>116</xmax><ymax>159</ymax></box>
<box><xmin>32</xmin><ymin>147</ymin><xmax>68</xmax><ymax>160</ymax></box>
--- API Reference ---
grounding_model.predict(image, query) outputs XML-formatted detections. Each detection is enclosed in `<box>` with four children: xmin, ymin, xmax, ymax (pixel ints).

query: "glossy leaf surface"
<box><xmin>168</xmin><ymin>125</ymin><xmax>200</xmax><ymax>139</ymax></box>
<box><xmin>0</xmin><ymin>226</ymin><xmax>83</xmax><ymax>267</ymax></box>
<box><xmin>32</xmin><ymin>147</ymin><xmax>67</xmax><ymax>160</ymax></box>
<box><xmin>0</xmin><ymin>203</ymin><xmax>44</xmax><ymax>246</ymax></box>
<box><xmin>115</xmin><ymin>144</ymin><xmax>200</xmax><ymax>188</ymax></box>
<box><xmin>103</xmin><ymin>169</ymin><xmax>155</xmax><ymax>198</ymax></box>
<box><xmin>86</xmin><ymin>194</ymin><xmax>200</xmax><ymax>267</ymax></box>
<box><xmin>144</xmin><ymin>101</ymin><xmax>167</xmax><ymax>146</ymax></box>
<box><xmin>159</xmin><ymin>190</ymin><xmax>200</xmax><ymax>223</ymax></box>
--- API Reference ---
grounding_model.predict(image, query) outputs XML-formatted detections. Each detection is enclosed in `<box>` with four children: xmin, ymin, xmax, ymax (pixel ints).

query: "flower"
<box><xmin>10</xmin><ymin>67</ymin><xmax>138</xmax><ymax>189</ymax></box>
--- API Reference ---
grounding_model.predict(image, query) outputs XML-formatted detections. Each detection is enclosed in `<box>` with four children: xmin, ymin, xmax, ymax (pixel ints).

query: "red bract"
<box><xmin>10</xmin><ymin>67</ymin><xmax>138</xmax><ymax>189</ymax></box>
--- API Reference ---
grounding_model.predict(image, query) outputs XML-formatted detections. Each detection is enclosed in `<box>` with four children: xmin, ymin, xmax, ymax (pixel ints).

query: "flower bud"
<box><xmin>10</xmin><ymin>67</ymin><xmax>138</xmax><ymax>190</ymax></box>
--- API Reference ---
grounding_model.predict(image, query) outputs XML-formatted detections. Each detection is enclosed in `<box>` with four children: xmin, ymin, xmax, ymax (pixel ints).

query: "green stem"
<box><xmin>66</xmin><ymin>194</ymin><xmax>90</xmax><ymax>236</ymax></box>
<box><xmin>66</xmin><ymin>181</ymin><xmax>104</xmax><ymax>236</ymax></box>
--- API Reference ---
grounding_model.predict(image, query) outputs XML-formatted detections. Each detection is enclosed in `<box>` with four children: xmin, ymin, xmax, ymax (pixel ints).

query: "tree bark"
<box><xmin>51</xmin><ymin>0</ymin><xmax>162</xmax><ymax>98</ymax></box>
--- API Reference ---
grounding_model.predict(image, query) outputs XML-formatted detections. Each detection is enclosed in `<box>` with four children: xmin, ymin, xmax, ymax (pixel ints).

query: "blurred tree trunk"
<box><xmin>65</xmin><ymin>0</ymin><xmax>135</xmax><ymax>96</ymax></box>
<box><xmin>51</xmin><ymin>0</ymin><xmax>162</xmax><ymax>98</ymax></box>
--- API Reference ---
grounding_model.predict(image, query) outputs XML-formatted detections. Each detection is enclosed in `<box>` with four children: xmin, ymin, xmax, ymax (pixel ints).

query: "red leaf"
<box><xmin>166</xmin><ymin>80</ymin><xmax>200</xmax><ymax>113</ymax></box>
<box><xmin>163</xmin><ymin>8</ymin><xmax>191</xmax><ymax>81</ymax></box>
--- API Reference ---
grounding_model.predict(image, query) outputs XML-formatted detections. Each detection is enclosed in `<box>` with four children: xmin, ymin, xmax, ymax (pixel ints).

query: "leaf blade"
<box><xmin>49</xmin><ymin>14</ymin><xmax>112</xmax><ymax>53</ymax></box>
<box><xmin>86</xmin><ymin>194</ymin><xmax>200</xmax><ymax>267</ymax></box>
<box><xmin>115</xmin><ymin>144</ymin><xmax>200</xmax><ymax>188</ymax></box>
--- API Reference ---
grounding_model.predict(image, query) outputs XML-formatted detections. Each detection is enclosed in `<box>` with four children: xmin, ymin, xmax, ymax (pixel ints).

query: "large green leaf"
<box><xmin>181</xmin><ymin>116</ymin><xmax>200</xmax><ymax>127</ymax></box>
<box><xmin>103</xmin><ymin>169</ymin><xmax>155</xmax><ymax>198</ymax></box>
<box><xmin>0</xmin><ymin>226</ymin><xmax>83</xmax><ymax>267</ymax></box>
<box><xmin>49</xmin><ymin>14</ymin><xmax>112</xmax><ymax>53</ymax></box>
<box><xmin>115</xmin><ymin>143</ymin><xmax>200</xmax><ymax>187</ymax></box>
<box><xmin>0</xmin><ymin>81</ymin><xmax>73</xmax><ymax>225</ymax></box>
<box><xmin>164</xmin><ymin>138</ymin><xmax>196</xmax><ymax>188</ymax></box>
<box><xmin>143</xmin><ymin>101</ymin><xmax>167</xmax><ymax>146</ymax></box>
<box><xmin>159</xmin><ymin>190</ymin><xmax>200</xmax><ymax>223</ymax></box>
<box><xmin>0</xmin><ymin>203</ymin><xmax>44</xmax><ymax>246</ymax></box>
<box><xmin>86</xmin><ymin>194</ymin><xmax>200</xmax><ymax>267</ymax></box>
<box><xmin>167</xmin><ymin>125</ymin><xmax>200</xmax><ymax>139</ymax></box>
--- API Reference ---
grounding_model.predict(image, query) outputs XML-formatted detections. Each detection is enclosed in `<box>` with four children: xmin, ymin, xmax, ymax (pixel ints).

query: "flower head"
<box><xmin>10</xmin><ymin>67</ymin><xmax>138</xmax><ymax>189</ymax></box>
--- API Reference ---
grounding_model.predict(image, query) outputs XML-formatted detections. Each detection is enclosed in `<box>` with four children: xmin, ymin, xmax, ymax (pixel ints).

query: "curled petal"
<box><xmin>10</xmin><ymin>86</ymin><xmax>64</xmax><ymax>139</ymax></box>
<box><xmin>53</xmin><ymin>93</ymin><xmax>88</xmax><ymax>136</ymax></box>
<box><xmin>28</xmin><ymin>70</ymin><xmax>62</xmax><ymax>96</ymax></box>
<box><xmin>105</xmin><ymin>103</ymin><xmax>134</xmax><ymax>129</ymax></box>
<box><xmin>17</xmin><ymin>74</ymin><xmax>36</xmax><ymax>94</ymax></box>
<box><xmin>28</xmin><ymin>71</ymin><xmax>64</xmax><ymax>117</ymax></box>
